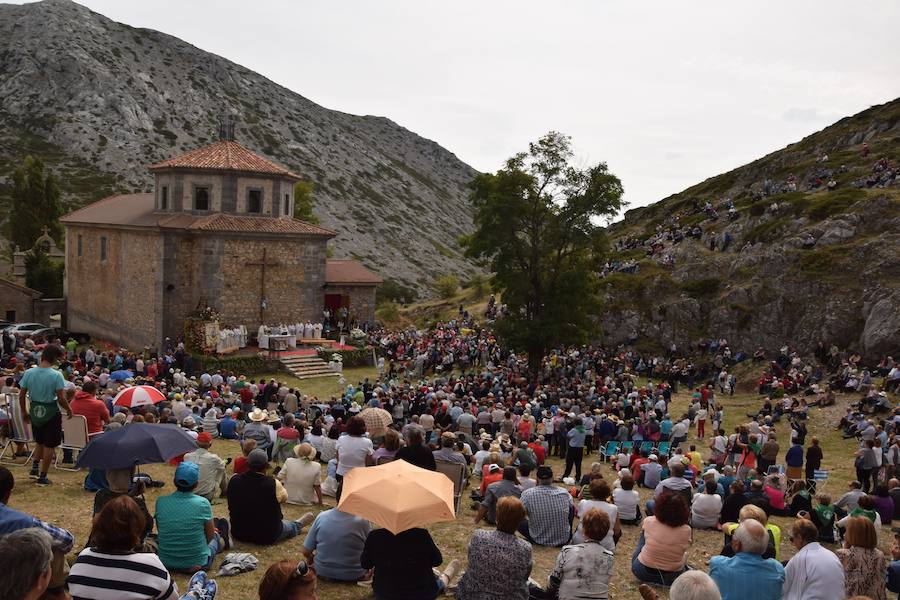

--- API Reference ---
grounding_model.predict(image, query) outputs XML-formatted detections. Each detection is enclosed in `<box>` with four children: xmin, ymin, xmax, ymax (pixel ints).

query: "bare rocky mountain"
<box><xmin>599</xmin><ymin>98</ymin><xmax>900</xmax><ymax>360</ymax></box>
<box><xmin>0</xmin><ymin>0</ymin><xmax>479</xmax><ymax>289</ymax></box>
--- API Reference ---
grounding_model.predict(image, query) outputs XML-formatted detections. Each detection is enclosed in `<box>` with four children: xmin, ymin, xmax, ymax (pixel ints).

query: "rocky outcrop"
<box><xmin>600</xmin><ymin>93</ymin><xmax>900</xmax><ymax>359</ymax></box>
<box><xmin>0</xmin><ymin>0</ymin><xmax>479</xmax><ymax>288</ymax></box>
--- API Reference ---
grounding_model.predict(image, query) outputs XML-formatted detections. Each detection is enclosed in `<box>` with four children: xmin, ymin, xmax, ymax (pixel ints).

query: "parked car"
<box><xmin>5</xmin><ymin>322</ymin><xmax>47</xmax><ymax>336</ymax></box>
<box><xmin>26</xmin><ymin>327</ymin><xmax>91</xmax><ymax>345</ymax></box>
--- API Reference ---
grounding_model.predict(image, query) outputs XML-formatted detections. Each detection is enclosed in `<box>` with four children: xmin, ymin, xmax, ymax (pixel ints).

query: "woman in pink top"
<box><xmin>632</xmin><ymin>492</ymin><xmax>692</xmax><ymax>585</ymax></box>
<box><xmin>763</xmin><ymin>476</ymin><xmax>787</xmax><ymax>515</ymax></box>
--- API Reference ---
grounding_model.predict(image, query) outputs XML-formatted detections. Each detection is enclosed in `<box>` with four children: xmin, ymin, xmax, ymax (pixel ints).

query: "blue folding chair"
<box><xmin>656</xmin><ymin>441</ymin><xmax>671</xmax><ymax>457</ymax></box>
<box><xmin>620</xmin><ymin>441</ymin><xmax>634</xmax><ymax>454</ymax></box>
<box><xmin>601</xmin><ymin>441</ymin><xmax>619</xmax><ymax>461</ymax></box>
<box><xmin>640</xmin><ymin>441</ymin><xmax>654</xmax><ymax>455</ymax></box>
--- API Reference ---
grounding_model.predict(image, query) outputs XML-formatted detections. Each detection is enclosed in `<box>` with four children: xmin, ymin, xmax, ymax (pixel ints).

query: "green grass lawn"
<box><xmin>5</xmin><ymin>384</ymin><xmax>891</xmax><ymax>600</ymax></box>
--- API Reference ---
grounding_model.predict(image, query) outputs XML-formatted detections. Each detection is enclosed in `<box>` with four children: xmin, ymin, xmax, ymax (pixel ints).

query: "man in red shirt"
<box><xmin>70</xmin><ymin>380</ymin><xmax>109</xmax><ymax>435</ymax></box>
<box><xmin>63</xmin><ymin>379</ymin><xmax>109</xmax><ymax>463</ymax></box>
<box><xmin>528</xmin><ymin>437</ymin><xmax>546</xmax><ymax>465</ymax></box>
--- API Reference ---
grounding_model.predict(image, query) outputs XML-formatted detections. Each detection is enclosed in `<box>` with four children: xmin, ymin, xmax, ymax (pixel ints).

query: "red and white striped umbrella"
<box><xmin>113</xmin><ymin>385</ymin><xmax>166</xmax><ymax>408</ymax></box>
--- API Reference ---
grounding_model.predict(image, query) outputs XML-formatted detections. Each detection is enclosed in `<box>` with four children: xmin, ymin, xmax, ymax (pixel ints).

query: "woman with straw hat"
<box><xmin>278</xmin><ymin>443</ymin><xmax>323</xmax><ymax>505</ymax></box>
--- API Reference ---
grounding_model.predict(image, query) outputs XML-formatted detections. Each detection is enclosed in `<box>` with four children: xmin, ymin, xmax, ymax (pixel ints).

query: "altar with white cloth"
<box><xmin>257</xmin><ymin>322</ymin><xmax>327</xmax><ymax>349</ymax></box>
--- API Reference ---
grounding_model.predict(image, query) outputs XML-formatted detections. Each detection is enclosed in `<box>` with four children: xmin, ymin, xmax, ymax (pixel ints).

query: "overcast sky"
<box><xmin>14</xmin><ymin>0</ymin><xmax>900</xmax><ymax>216</ymax></box>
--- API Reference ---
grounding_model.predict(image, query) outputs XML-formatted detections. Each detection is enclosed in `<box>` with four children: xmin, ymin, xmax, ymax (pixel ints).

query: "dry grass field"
<box><xmin>6</xmin><ymin>369</ymin><xmax>893</xmax><ymax>600</ymax></box>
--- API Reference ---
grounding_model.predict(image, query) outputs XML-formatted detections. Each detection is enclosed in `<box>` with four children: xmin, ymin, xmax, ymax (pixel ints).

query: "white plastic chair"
<box><xmin>0</xmin><ymin>394</ymin><xmax>34</xmax><ymax>466</ymax></box>
<box><xmin>55</xmin><ymin>415</ymin><xmax>89</xmax><ymax>472</ymax></box>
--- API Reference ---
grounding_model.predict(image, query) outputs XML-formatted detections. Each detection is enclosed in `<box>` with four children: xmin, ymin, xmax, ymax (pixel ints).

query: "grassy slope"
<box><xmin>11</xmin><ymin>380</ymin><xmax>891</xmax><ymax>600</ymax></box>
<box><xmin>612</xmin><ymin>97</ymin><xmax>900</xmax><ymax>241</ymax></box>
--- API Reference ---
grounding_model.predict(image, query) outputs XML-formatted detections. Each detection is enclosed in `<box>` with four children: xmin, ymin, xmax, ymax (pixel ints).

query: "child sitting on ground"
<box><xmin>233</xmin><ymin>439</ymin><xmax>257</xmax><ymax>475</ymax></box>
<box><xmin>811</xmin><ymin>493</ymin><xmax>837</xmax><ymax>543</ymax></box>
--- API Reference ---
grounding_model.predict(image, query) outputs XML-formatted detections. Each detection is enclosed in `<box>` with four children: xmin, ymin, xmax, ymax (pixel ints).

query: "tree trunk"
<box><xmin>527</xmin><ymin>342</ymin><xmax>545</xmax><ymax>376</ymax></box>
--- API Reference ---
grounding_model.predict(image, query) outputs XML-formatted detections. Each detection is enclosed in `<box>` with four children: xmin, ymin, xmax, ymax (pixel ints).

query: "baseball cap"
<box><xmin>174</xmin><ymin>461</ymin><xmax>200</xmax><ymax>487</ymax></box>
<box><xmin>246</xmin><ymin>449</ymin><xmax>269</xmax><ymax>470</ymax></box>
<box><xmin>196</xmin><ymin>432</ymin><xmax>212</xmax><ymax>445</ymax></box>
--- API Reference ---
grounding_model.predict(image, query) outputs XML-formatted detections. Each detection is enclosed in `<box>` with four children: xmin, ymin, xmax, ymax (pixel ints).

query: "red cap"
<box><xmin>197</xmin><ymin>432</ymin><xmax>213</xmax><ymax>444</ymax></box>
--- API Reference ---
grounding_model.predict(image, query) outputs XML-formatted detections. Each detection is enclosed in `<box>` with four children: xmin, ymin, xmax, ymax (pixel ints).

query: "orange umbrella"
<box><xmin>359</xmin><ymin>407</ymin><xmax>393</xmax><ymax>437</ymax></box>
<box><xmin>338</xmin><ymin>460</ymin><xmax>455</xmax><ymax>534</ymax></box>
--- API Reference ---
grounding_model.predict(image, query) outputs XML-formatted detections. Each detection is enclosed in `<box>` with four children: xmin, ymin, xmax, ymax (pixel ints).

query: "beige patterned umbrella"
<box><xmin>359</xmin><ymin>407</ymin><xmax>393</xmax><ymax>437</ymax></box>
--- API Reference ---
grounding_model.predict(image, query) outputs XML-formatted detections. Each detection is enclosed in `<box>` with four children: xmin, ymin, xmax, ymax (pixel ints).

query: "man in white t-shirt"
<box><xmin>671</xmin><ymin>419</ymin><xmax>689</xmax><ymax>444</ymax></box>
<box><xmin>710</xmin><ymin>430</ymin><xmax>728</xmax><ymax>465</ymax></box>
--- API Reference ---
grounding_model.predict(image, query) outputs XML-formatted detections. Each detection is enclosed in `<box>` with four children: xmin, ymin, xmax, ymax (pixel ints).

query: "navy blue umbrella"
<box><xmin>75</xmin><ymin>423</ymin><xmax>197</xmax><ymax>470</ymax></box>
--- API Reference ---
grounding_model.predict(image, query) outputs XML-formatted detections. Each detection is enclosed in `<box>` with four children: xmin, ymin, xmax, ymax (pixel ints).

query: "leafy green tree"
<box><xmin>463</xmin><ymin>132</ymin><xmax>624</xmax><ymax>373</ymax></box>
<box><xmin>25</xmin><ymin>248</ymin><xmax>64</xmax><ymax>297</ymax></box>
<box><xmin>10</xmin><ymin>155</ymin><xmax>63</xmax><ymax>249</ymax></box>
<box><xmin>434</xmin><ymin>274</ymin><xmax>459</xmax><ymax>299</ymax></box>
<box><xmin>376</xmin><ymin>301</ymin><xmax>401</xmax><ymax>323</ymax></box>
<box><xmin>293</xmin><ymin>180</ymin><xmax>319</xmax><ymax>224</ymax></box>
<box><xmin>377</xmin><ymin>279</ymin><xmax>418</xmax><ymax>306</ymax></box>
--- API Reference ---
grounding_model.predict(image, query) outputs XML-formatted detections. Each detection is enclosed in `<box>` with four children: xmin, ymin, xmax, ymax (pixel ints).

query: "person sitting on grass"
<box><xmin>227</xmin><ymin>449</ymin><xmax>314</xmax><ymax>545</ymax></box>
<box><xmin>183</xmin><ymin>432</ymin><xmax>228</xmax><ymax>502</ymax></box>
<box><xmin>69</xmin><ymin>495</ymin><xmax>191</xmax><ymax>600</ymax></box>
<box><xmin>572</xmin><ymin>478</ymin><xmax>621</xmax><ymax>550</ymax></box>
<box><xmin>0</xmin><ymin>465</ymin><xmax>73</xmax><ymax>596</ymax></box>
<box><xmin>613</xmin><ymin>473</ymin><xmax>641</xmax><ymax>525</ymax></box>
<box><xmin>519</xmin><ymin>465</ymin><xmax>575</xmax><ymax>547</ymax></box>
<box><xmin>258</xmin><ymin>559</ymin><xmax>319</xmax><ymax>600</ymax></box>
<box><xmin>360</xmin><ymin>524</ymin><xmax>461</xmax><ymax>600</ymax></box>
<box><xmin>638</xmin><ymin>570</ymin><xmax>722</xmax><ymax>600</ymax></box>
<box><xmin>782</xmin><ymin>517</ymin><xmax>844</xmax><ymax>600</ymax></box>
<box><xmin>301</xmin><ymin>484</ymin><xmax>370</xmax><ymax>583</ymax></box>
<box><xmin>279</xmin><ymin>443</ymin><xmax>323</xmax><ymax>506</ymax></box>
<box><xmin>92</xmin><ymin>467</ymin><xmax>152</xmax><ymax>544</ymax></box>
<box><xmin>691</xmin><ymin>479</ymin><xmax>723</xmax><ymax>530</ymax></box>
<box><xmin>233</xmin><ymin>439</ymin><xmax>256</xmax><ymax>475</ymax></box>
<box><xmin>155</xmin><ymin>461</ymin><xmax>229</xmax><ymax>573</ymax></box>
<box><xmin>457</xmin><ymin>496</ymin><xmax>533</xmax><ymax>600</ymax></box>
<box><xmin>721</xmin><ymin>503</ymin><xmax>781</xmax><ymax>561</ymax></box>
<box><xmin>532</xmin><ymin>508</ymin><xmax>614</xmax><ymax>600</ymax></box>
<box><xmin>709</xmin><ymin>519</ymin><xmax>785</xmax><ymax>600</ymax></box>
<box><xmin>0</xmin><ymin>528</ymin><xmax>55</xmax><ymax>600</ymax></box>
<box><xmin>631</xmin><ymin>492</ymin><xmax>692</xmax><ymax>586</ymax></box>
<box><xmin>836</xmin><ymin>516</ymin><xmax>888</xmax><ymax>600</ymax></box>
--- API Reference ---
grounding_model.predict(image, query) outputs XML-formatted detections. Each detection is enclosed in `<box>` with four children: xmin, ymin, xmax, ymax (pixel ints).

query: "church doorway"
<box><xmin>324</xmin><ymin>293</ymin><xmax>349</xmax><ymax>314</ymax></box>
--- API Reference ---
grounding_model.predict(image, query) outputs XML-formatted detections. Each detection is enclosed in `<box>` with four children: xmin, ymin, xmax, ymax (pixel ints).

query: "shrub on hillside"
<box><xmin>807</xmin><ymin>188</ymin><xmax>866</xmax><ymax>221</ymax></box>
<box><xmin>377</xmin><ymin>279</ymin><xmax>418</xmax><ymax>305</ymax></box>
<box><xmin>376</xmin><ymin>301</ymin><xmax>400</xmax><ymax>322</ymax></box>
<box><xmin>434</xmin><ymin>274</ymin><xmax>459</xmax><ymax>299</ymax></box>
<box><xmin>467</xmin><ymin>273</ymin><xmax>490</xmax><ymax>299</ymax></box>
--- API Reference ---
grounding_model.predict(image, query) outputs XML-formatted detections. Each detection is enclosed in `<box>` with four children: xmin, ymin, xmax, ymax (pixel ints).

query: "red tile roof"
<box><xmin>148</xmin><ymin>140</ymin><xmax>300</xmax><ymax>179</ymax></box>
<box><xmin>174</xmin><ymin>212</ymin><xmax>336</xmax><ymax>236</ymax></box>
<box><xmin>61</xmin><ymin>193</ymin><xmax>335</xmax><ymax>237</ymax></box>
<box><xmin>326</xmin><ymin>260</ymin><xmax>383</xmax><ymax>285</ymax></box>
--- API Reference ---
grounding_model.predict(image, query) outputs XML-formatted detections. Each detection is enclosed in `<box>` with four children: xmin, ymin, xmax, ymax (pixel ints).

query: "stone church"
<box><xmin>61</xmin><ymin>133</ymin><xmax>380</xmax><ymax>350</ymax></box>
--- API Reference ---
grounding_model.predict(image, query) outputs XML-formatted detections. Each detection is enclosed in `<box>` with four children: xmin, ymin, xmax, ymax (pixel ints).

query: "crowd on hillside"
<box><xmin>1</xmin><ymin>320</ymin><xmax>899</xmax><ymax>600</ymax></box>
<box><xmin>851</xmin><ymin>157</ymin><xmax>898</xmax><ymax>189</ymax></box>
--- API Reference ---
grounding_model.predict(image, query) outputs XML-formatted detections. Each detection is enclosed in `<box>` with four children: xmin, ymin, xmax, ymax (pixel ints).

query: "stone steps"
<box><xmin>279</xmin><ymin>355</ymin><xmax>340</xmax><ymax>380</ymax></box>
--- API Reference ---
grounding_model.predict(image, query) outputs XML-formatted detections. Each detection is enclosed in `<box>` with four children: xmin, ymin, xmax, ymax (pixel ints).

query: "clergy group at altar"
<box><xmin>257</xmin><ymin>322</ymin><xmax>325</xmax><ymax>350</ymax></box>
